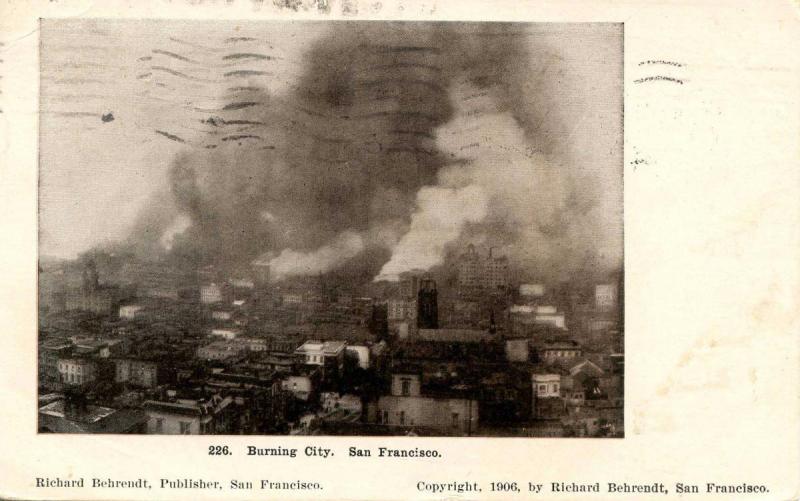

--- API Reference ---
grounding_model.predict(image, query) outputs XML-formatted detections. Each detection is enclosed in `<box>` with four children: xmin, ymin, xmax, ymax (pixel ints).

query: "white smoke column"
<box><xmin>376</xmin><ymin>184</ymin><xmax>488</xmax><ymax>280</ymax></box>
<box><xmin>377</xmin><ymin>82</ymin><xmax>545</xmax><ymax>281</ymax></box>
<box><xmin>159</xmin><ymin>214</ymin><xmax>192</xmax><ymax>250</ymax></box>
<box><xmin>377</xmin><ymin>78</ymin><xmax>622</xmax><ymax>282</ymax></box>
<box><xmin>269</xmin><ymin>230</ymin><xmax>365</xmax><ymax>281</ymax></box>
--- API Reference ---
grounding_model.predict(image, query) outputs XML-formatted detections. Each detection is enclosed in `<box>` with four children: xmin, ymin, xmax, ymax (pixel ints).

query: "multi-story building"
<box><xmin>143</xmin><ymin>395</ymin><xmax>234</xmax><ymax>434</ymax></box>
<box><xmin>114</xmin><ymin>359</ymin><xmax>159</xmax><ymax>388</ymax></box>
<box><xmin>595</xmin><ymin>284</ymin><xmax>618</xmax><ymax>311</ymax></box>
<box><xmin>200</xmin><ymin>283</ymin><xmax>228</xmax><ymax>304</ymax></box>
<box><xmin>58</xmin><ymin>358</ymin><xmax>98</xmax><ymax>387</ymax></box>
<box><xmin>39</xmin><ymin>340</ymin><xmax>72</xmax><ymax>390</ymax></box>
<box><xmin>295</xmin><ymin>340</ymin><xmax>346</xmax><ymax>377</ymax></box>
<box><xmin>376</xmin><ymin>372</ymin><xmax>479</xmax><ymax>435</ymax></box>
<box><xmin>457</xmin><ymin>245</ymin><xmax>509</xmax><ymax>292</ymax></box>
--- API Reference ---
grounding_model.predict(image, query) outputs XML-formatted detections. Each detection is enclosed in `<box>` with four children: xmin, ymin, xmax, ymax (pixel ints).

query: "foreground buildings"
<box><xmin>37</xmin><ymin>246</ymin><xmax>623</xmax><ymax>437</ymax></box>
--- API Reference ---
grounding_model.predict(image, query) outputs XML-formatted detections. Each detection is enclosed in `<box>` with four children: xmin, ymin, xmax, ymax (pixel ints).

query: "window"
<box><xmin>155</xmin><ymin>418</ymin><xmax>164</xmax><ymax>433</ymax></box>
<box><xmin>179</xmin><ymin>421</ymin><xmax>191</xmax><ymax>434</ymax></box>
<box><xmin>538</xmin><ymin>384</ymin><xmax>547</xmax><ymax>393</ymax></box>
<box><xmin>399</xmin><ymin>411</ymin><xmax>405</xmax><ymax>425</ymax></box>
<box><xmin>451</xmin><ymin>413</ymin><xmax>459</xmax><ymax>429</ymax></box>
<box><xmin>401</xmin><ymin>379</ymin><xmax>411</xmax><ymax>396</ymax></box>
<box><xmin>382</xmin><ymin>411</ymin><xmax>389</xmax><ymax>424</ymax></box>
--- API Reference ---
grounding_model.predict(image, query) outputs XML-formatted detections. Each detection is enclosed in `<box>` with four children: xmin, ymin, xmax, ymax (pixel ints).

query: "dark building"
<box><xmin>369</xmin><ymin>302</ymin><xmax>389</xmax><ymax>340</ymax></box>
<box><xmin>417</xmin><ymin>278</ymin><xmax>438</xmax><ymax>329</ymax></box>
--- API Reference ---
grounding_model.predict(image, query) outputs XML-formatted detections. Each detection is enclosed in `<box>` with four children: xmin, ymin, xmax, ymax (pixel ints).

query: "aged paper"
<box><xmin>0</xmin><ymin>0</ymin><xmax>798</xmax><ymax>500</ymax></box>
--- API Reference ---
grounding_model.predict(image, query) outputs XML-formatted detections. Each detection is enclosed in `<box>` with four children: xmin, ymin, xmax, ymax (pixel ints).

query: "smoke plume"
<box><xmin>125</xmin><ymin>22</ymin><xmax>622</xmax><ymax>284</ymax></box>
<box><xmin>268</xmin><ymin>231</ymin><xmax>365</xmax><ymax>281</ymax></box>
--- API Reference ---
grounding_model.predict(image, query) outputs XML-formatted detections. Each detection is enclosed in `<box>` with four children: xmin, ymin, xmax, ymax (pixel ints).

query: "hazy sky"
<box><xmin>39</xmin><ymin>20</ymin><xmax>622</xmax><ymax>280</ymax></box>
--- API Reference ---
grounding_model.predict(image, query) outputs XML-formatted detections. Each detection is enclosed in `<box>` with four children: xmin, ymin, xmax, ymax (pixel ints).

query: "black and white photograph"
<box><xmin>37</xmin><ymin>20</ymin><xmax>623</xmax><ymax>437</ymax></box>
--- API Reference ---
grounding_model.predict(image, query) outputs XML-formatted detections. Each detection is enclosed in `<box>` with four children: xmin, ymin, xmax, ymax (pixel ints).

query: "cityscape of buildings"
<box><xmin>38</xmin><ymin>244</ymin><xmax>623</xmax><ymax>437</ymax></box>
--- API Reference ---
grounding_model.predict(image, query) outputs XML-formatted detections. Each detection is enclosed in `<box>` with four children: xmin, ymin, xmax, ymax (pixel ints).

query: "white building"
<box><xmin>295</xmin><ymin>340</ymin><xmax>346</xmax><ymax>369</ymax></box>
<box><xmin>200</xmin><ymin>283</ymin><xmax>224</xmax><ymax>304</ymax></box>
<box><xmin>532</xmin><ymin>373</ymin><xmax>561</xmax><ymax>398</ymax></box>
<box><xmin>58</xmin><ymin>358</ymin><xmax>97</xmax><ymax>386</ymax></box>
<box><xmin>119</xmin><ymin>304</ymin><xmax>144</xmax><ymax>320</ymax></box>
<box><xmin>210</xmin><ymin>328</ymin><xmax>241</xmax><ymax>340</ymax></box>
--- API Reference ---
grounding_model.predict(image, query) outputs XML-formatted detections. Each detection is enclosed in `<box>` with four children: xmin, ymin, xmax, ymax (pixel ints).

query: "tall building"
<box><xmin>457</xmin><ymin>245</ymin><xmax>482</xmax><ymax>288</ymax></box>
<box><xmin>457</xmin><ymin>245</ymin><xmax>509</xmax><ymax>291</ymax></box>
<box><xmin>251</xmin><ymin>253</ymin><xmax>272</xmax><ymax>286</ymax></box>
<box><xmin>399</xmin><ymin>270</ymin><xmax>425</xmax><ymax>299</ymax></box>
<box><xmin>417</xmin><ymin>278</ymin><xmax>438</xmax><ymax>329</ymax></box>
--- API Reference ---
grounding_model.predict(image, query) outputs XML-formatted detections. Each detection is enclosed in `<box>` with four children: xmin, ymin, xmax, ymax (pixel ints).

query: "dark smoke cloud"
<box><xmin>127</xmin><ymin>22</ymin><xmax>620</xmax><ymax>284</ymax></box>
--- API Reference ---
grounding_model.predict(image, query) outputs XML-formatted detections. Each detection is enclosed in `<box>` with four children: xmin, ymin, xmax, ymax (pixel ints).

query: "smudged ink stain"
<box><xmin>101</xmin><ymin>112</ymin><xmax>114</xmax><ymax>123</ymax></box>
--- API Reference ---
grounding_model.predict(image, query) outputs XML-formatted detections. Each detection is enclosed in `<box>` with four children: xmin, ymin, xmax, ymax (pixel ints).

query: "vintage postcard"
<box><xmin>0</xmin><ymin>0</ymin><xmax>798</xmax><ymax>500</ymax></box>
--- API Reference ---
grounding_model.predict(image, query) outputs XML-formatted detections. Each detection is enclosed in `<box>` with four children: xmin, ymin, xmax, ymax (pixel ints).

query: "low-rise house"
<box><xmin>210</xmin><ymin>327</ymin><xmax>242</xmax><ymax>340</ymax></box>
<box><xmin>533</xmin><ymin>373</ymin><xmax>562</xmax><ymax>398</ymax></box>
<box><xmin>143</xmin><ymin>395</ymin><xmax>234</xmax><ymax>434</ymax></box>
<box><xmin>295</xmin><ymin>340</ymin><xmax>346</xmax><ymax>377</ymax></box>
<box><xmin>196</xmin><ymin>341</ymin><xmax>248</xmax><ymax>362</ymax></box>
<box><xmin>249</xmin><ymin>352</ymin><xmax>302</xmax><ymax>373</ymax></box>
<box><xmin>538</xmin><ymin>339</ymin><xmax>582</xmax><ymax>362</ymax></box>
<box><xmin>74</xmin><ymin>339</ymin><xmax>113</xmax><ymax>358</ymax></box>
<box><xmin>39</xmin><ymin>397</ymin><xmax>147</xmax><ymax>434</ymax></box>
<box><xmin>119</xmin><ymin>304</ymin><xmax>144</xmax><ymax>320</ymax></box>
<box><xmin>202</xmin><ymin>370</ymin><xmax>289</xmax><ymax>433</ymax></box>
<box><xmin>417</xmin><ymin>328</ymin><xmax>493</xmax><ymax>343</ymax></box>
<box><xmin>211</xmin><ymin>309</ymin><xmax>233</xmax><ymax>321</ymax></box>
<box><xmin>531</xmin><ymin>371</ymin><xmax>566</xmax><ymax>420</ymax></box>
